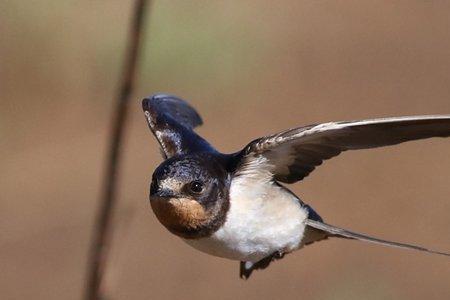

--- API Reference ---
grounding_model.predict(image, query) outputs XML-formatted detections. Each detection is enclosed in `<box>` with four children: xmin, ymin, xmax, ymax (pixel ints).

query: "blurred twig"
<box><xmin>84</xmin><ymin>1</ymin><xmax>149</xmax><ymax>299</ymax></box>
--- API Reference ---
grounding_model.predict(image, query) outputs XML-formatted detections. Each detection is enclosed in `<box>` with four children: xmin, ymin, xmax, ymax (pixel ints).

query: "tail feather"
<box><xmin>305</xmin><ymin>219</ymin><xmax>450</xmax><ymax>257</ymax></box>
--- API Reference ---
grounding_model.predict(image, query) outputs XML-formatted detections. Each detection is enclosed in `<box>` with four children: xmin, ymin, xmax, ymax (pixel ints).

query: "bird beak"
<box><xmin>150</xmin><ymin>189</ymin><xmax>176</xmax><ymax>201</ymax></box>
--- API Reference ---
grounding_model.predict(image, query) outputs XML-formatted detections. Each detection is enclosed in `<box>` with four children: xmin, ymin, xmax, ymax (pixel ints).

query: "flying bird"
<box><xmin>142</xmin><ymin>94</ymin><xmax>450</xmax><ymax>279</ymax></box>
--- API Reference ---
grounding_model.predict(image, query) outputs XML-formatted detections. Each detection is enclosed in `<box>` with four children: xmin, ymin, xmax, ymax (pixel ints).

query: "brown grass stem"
<box><xmin>84</xmin><ymin>1</ymin><xmax>150</xmax><ymax>299</ymax></box>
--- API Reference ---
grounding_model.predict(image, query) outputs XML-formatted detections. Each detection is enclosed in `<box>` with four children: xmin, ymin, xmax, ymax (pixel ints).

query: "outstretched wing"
<box><xmin>236</xmin><ymin>115</ymin><xmax>450</xmax><ymax>183</ymax></box>
<box><xmin>142</xmin><ymin>94</ymin><xmax>215</xmax><ymax>159</ymax></box>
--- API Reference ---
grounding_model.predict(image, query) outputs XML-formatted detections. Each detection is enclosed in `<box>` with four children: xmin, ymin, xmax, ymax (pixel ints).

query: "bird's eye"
<box><xmin>189</xmin><ymin>181</ymin><xmax>204</xmax><ymax>194</ymax></box>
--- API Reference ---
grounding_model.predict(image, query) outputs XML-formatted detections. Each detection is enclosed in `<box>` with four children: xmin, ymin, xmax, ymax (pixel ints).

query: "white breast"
<box><xmin>184</xmin><ymin>174</ymin><xmax>308</xmax><ymax>262</ymax></box>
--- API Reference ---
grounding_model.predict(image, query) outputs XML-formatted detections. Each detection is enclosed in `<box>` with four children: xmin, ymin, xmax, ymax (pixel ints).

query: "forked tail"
<box><xmin>306</xmin><ymin>219</ymin><xmax>450</xmax><ymax>257</ymax></box>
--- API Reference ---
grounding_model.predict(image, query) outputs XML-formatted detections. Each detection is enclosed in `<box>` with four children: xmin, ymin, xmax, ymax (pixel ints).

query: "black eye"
<box><xmin>189</xmin><ymin>181</ymin><xmax>204</xmax><ymax>194</ymax></box>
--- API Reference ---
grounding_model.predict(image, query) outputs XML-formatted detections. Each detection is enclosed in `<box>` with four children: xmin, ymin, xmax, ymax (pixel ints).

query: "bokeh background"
<box><xmin>1</xmin><ymin>1</ymin><xmax>450</xmax><ymax>299</ymax></box>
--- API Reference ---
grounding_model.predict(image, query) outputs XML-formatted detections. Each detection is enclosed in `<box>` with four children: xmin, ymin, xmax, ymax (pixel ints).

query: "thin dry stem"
<box><xmin>84</xmin><ymin>1</ymin><xmax>150</xmax><ymax>299</ymax></box>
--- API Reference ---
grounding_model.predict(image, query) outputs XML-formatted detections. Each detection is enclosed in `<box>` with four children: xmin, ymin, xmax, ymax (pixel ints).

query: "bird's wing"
<box><xmin>142</xmin><ymin>94</ymin><xmax>214</xmax><ymax>159</ymax></box>
<box><xmin>236</xmin><ymin>115</ymin><xmax>450</xmax><ymax>183</ymax></box>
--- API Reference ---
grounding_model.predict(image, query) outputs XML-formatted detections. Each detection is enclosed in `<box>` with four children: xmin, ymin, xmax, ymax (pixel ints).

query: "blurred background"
<box><xmin>1</xmin><ymin>1</ymin><xmax>450</xmax><ymax>299</ymax></box>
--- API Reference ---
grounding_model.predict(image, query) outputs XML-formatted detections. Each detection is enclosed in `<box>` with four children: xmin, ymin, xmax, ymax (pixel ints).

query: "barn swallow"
<box><xmin>142</xmin><ymin>94</ymin><xmax>450</xmax><ymax>279</ymax></box>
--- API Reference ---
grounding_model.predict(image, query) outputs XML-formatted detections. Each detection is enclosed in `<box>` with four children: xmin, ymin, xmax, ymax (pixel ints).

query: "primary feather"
<box><xmin>239</xmin><ymin>115</ymin><xmax>450</xmax><ymax>182</ymax></box>
<box><xmin>142</xmin><ymin>94</ymin><xmax>214</xmax><ymax>158</ymax></box>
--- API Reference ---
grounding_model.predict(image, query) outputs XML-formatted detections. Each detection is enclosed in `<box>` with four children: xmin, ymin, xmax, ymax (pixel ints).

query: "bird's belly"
<box><xmin>184</xmin><ymin>179</ymin><xmax>308</xmax><ymax>262</ymax></box>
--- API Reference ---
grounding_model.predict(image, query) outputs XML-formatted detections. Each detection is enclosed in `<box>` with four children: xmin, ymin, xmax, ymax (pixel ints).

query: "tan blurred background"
<box><xmin>1</xmin><ymin>1</ymin><xmax>450</xmax><ymax>299</ymax></box>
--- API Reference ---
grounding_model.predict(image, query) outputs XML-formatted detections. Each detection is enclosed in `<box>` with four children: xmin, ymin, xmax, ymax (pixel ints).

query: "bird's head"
<box><xmin>149</xmin><ymin>153</ymin><xmax>230</xmax><ymax>239</ymax></box>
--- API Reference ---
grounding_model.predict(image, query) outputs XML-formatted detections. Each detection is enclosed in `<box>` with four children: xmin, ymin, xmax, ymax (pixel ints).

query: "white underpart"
<box><xmin>184</xmin><ymin>158</ymin><xmax>308</xmax><ymax>262</ymax></box>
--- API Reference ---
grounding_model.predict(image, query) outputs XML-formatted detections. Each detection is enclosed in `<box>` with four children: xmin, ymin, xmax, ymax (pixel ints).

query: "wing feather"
<box><xmin>237</xmin><ymin>115</ymin><xmax>450</xmax><ymax>183</ymax></box>
<box><xmin>142</xmin><ymin>94</ymin><xmax>214</xmax><ymax>159</ymax></box>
